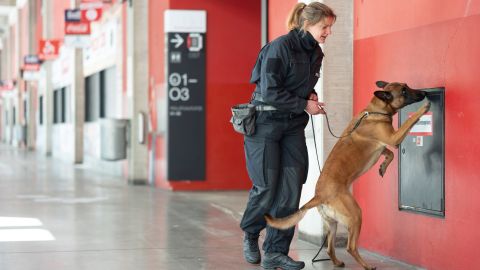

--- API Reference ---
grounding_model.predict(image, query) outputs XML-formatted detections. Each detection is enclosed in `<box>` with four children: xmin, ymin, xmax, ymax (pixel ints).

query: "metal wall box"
<box><xmin>398</xmin><ymin>88</ymin><xmax>445</xmax><ymax>217</ymax></box>
<box><xmin>100</xmin><ymin>118</ymin><xmax>129</xmax><ymax>161</ymax></box>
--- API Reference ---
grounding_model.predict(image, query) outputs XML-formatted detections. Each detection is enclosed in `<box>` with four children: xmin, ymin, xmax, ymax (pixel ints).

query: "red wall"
<box><xmin>151</xmin><ymin>0</ymin><xmax>261</xmax><ymax>190</ymax></box>
<box><xmin>353</xmin><ymin>0</ymin><xmax>480</xmax><ymax>269</ymax></box>
<box><xmin>268</xmin><ymin>0</ymin><xmax>297</xmax><ymax>41</ymax></box>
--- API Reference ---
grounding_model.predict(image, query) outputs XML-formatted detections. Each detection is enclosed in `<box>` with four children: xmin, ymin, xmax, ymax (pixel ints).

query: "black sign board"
<box><xmin>24</xmin><ymin>55</ymin><xmax>41</xmax><ymax>65</ymax></box>
<box><xmin>65</xmin><ymin>9</ymin><xmax>81</xmax><ymax>22</ymax></box>
<box><xmin>166</xmin><ymin>32</ymin><xmax>206</xmax><ymax>181</ymax></box>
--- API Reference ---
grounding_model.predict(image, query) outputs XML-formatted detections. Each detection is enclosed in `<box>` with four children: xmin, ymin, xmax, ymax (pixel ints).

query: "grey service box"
<box><xmin>398</xmin><ymin>88</ymin><xmax>445</xmax><ymax>217</ymax></box>
<box><xmin>100</xmin><ymin>118</ymin><xmax>130</xmax><ymax>161</ymax></box>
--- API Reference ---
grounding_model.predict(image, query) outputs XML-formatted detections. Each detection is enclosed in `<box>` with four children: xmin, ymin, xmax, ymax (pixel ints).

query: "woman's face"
<box><xmin>304</xmin><ymin>16</ymin><xmax>335</xmax><ymax>44</ymax></box>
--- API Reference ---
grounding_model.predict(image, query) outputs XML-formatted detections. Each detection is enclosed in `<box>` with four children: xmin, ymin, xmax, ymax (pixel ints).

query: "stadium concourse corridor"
<box><xmin>0</xmin><ymin>144</ymin><xmax>422</xmax><ymax>270</ymax></box>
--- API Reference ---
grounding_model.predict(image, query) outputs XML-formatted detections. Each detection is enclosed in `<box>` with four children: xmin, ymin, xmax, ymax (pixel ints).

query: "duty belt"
<box><xmin>252</xmin><ymin>92</ymin><xmax>278</xmax><ymax>111</ymax></box>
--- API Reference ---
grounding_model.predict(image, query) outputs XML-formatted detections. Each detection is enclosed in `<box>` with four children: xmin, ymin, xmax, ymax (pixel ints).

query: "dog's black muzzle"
<box><xmin>405</xmin><ymin>89</ymin><xmax>426</xmax><ymax>105</ymax></box>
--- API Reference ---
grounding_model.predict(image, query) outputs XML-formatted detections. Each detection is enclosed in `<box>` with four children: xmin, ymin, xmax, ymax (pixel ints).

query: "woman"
<box><xmin>240</xmin><ymin>2</ymin><xmax>336</xmax><ymax>269</ymax></box>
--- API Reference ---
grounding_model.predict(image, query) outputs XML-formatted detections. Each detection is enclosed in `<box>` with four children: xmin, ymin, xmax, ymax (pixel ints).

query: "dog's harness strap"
<box><xmin>321</xmin><ymin>107</ymin><xmax>392</xmax><ymax>139</ymax></box>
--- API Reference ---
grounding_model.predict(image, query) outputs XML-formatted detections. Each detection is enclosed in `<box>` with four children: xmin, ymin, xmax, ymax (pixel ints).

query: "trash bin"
<box><xmin>15</xmin><ymin>124</ymin><xmax>27</xmax><ymax>144</ymax></box>
<box><xmin>100</xmin><ymin>118</ymin><xmax>129</xmax><ymax>161</ymax></box>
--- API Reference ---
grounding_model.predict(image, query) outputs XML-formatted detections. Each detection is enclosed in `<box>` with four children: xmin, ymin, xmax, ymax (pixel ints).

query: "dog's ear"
<box><xmin>374</xmin><ymin>90</ymin><xmax>393</xmax><ymax>103</ymax></box>
<box><xmin>376</xmin><ymin>81</ymin><xmax>389</xmax><ymax>88</ymax></box>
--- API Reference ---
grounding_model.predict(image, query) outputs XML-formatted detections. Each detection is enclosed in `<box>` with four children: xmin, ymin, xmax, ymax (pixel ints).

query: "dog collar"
<box><xmin>350</xmin><ymin>111</ymin><xmax>392</xmax><ymax>133</ymax></box>
<box><xmin>364</xmin><ymin>111</ymin><xmax>392</xmax><ymax>119</ymax></box>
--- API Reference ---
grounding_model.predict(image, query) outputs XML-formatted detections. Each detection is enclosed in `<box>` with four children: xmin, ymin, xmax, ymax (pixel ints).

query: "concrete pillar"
<box><xmin>41</xmin><ymin>0</ymin><xmax>53</xmax><ymax>155</ymax></box>
<box><xmin>26</xmin><ymin>0</ymin><xmax>37</xmax><ymax>150</ymax></box>
<box><xmin>322</xmin><ymin>0</ymin><xmax>353</xmax><ymax>156</ymax></box>
<box><xmin>1</xmin><ymin>38</ymin><xmax>6</xmax><ymax>80</ymax></box>
<box><xmin>71</xmin><ymin>0</ymin><xmax>84</xmax><ymax>163</ymax></box>
<box><xmin>126</xmin><ymin>0</ymin><xmax>149</xmax><ymax>184</ymax></box>
<box><xmin>298</xmin><ymin>0</ymin><xmax>353</xmax><ymax>246</ymax></box>
<box><xmin>16</xmin><ymin>5</ymin><xmax>24</xmax><ymax>147</ymax></box>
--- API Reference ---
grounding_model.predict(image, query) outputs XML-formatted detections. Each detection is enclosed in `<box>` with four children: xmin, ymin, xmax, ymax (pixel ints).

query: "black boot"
<box><xmin>243</xmin><ymin>233</ymin><xmax>261</xmax><ymax>264</ymax></box>
<box><xmin>261</xmin><ymin>252</ymin><xmax>305</xmax><ymax>270</ymax></box>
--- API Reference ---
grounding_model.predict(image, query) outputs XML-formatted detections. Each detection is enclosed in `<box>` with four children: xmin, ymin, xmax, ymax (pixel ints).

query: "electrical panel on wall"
<box><xmin>398</xmin><ymin>88</ymin><xmax>445</xmax><ymax>217</ymax></box>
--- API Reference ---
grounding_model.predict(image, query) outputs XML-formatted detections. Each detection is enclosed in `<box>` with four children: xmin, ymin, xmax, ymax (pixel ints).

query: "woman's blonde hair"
<box><xmin>287</xmin><ymin>2</ymin><xmax>336</xmax><ymax>31</ymax></box>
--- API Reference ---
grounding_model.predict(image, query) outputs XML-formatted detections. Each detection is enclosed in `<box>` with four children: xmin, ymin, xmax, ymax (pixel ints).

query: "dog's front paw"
<box><xmin>420</xmin><ymin>101</ymin><xmax>431</xmax><ymax>114</ymax></box>
<box><xmin>379</xmin><ymin>164</ymin><xmax>386</xmax><ymax>178</ymax></box>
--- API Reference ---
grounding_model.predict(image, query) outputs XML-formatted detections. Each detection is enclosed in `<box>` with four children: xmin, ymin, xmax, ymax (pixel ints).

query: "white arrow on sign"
<box><xmin>170</xmin><ymin>34</ymin><xmax>184</xmax><ymax>48</ymax></box>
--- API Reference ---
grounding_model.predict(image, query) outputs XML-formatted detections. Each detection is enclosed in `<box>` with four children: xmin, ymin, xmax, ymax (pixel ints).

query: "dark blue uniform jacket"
<box><xmin>250</xmin><ymin>29</ymin><xmax>324</xmax><ymax>114</ymax></box>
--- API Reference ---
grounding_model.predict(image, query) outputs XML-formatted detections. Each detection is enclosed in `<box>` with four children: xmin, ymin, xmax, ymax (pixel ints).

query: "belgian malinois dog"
<box><xmin>265</xmin><ymin>81</ymin><xmax>430</xmax><ymax>270</ymax></box>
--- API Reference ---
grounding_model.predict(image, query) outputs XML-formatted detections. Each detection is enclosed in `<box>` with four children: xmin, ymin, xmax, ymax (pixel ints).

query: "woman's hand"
<box><xmin>305</xmin><ymin>100</ymin><xmax>326</xmax><ymax>115</ymax></box>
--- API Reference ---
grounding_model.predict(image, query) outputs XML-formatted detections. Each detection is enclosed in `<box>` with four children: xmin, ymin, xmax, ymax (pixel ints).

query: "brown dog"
<box><xmin>265</xmin><ymin>81</ymin><xmax>430</xmax><ymax>270</ymax></box>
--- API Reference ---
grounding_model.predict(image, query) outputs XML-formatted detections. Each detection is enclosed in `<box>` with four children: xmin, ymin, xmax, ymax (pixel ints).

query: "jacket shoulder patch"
<box><xmin>266</xmin><ymin>58</ymin><xmax>282</xmax><ymax>74</ymax></box>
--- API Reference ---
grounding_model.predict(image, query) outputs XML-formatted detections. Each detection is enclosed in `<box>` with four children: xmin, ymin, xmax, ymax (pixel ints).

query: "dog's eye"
<box><xmin>402</xmin><ymin>88</ymin><xmax>407</xmax><ymax>96</ymax></box>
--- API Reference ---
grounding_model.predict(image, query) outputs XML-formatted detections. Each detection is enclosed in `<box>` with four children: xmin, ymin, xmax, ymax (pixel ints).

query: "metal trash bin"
<box><xmin>15</xmin><ymin>125</ymin><xmax>27</xmax><ymax>144</ymax></box>
<box><xmin>100</xmin><ymin>118</ymin><xmax>129</xmax><ymax>161</ymax></box>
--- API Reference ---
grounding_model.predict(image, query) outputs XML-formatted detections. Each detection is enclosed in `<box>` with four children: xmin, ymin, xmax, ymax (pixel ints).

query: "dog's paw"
<box><xmin>379</xmin><ymin>164</ymin><xmax>386</xmax><ymax>178</ymax></box>
<box><xmin>420</xmin><ymin>101</ymin><xmax>431</xmax><ymax>114</ymax></box>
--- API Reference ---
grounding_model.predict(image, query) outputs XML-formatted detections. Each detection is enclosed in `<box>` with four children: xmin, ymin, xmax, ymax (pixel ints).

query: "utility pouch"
<box><xmin>230</xmin><ymin>103</ymin><xmax>256</xmax><ymax>136</ymax></box>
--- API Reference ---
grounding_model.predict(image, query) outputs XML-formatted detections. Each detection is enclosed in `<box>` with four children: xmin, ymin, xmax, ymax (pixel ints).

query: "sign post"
<box><xmin>164</xmin><ymin>10</ymin><xmax>206</xmax><ymax>181</ymax></box>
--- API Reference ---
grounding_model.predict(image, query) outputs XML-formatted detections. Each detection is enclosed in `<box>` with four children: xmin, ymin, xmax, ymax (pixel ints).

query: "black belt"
<box><xmin>252</xmin><ymin>92</ymin><xmax>305</xmax><ymax>118</ymax></box>
<box><xmin>256</xmin><ymin>105</ymin><xmax>277</xmax><ymax>111</ymax></box>
<box><xmin>251</xmin><ymin>92</ymin><xmax>278</xmax><ymax>111</ymax></box>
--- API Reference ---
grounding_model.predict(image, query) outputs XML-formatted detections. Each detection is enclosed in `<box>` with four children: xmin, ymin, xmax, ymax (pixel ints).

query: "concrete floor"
<box><xmin>0</xmin><ymin>144</ymin><xmax>424</xmax><ymax>270</ymax></box>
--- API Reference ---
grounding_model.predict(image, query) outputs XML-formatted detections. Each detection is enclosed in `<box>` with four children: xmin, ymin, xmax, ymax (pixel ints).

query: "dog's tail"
<box><xmin>264</xmin><ymin>196</ymin><xmax>322</xmax><ymax>230</ymax></box>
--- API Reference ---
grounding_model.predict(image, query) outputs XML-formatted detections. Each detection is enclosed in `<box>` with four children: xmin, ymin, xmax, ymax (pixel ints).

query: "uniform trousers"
<box><xmin>240</xmin><ymin>110</ymin><xmax>309</xmax><ymax>254</ymax></box>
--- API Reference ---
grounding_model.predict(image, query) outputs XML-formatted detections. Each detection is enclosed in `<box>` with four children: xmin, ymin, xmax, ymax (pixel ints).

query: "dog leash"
<box><xmin>320</xmin><ymin>106</ymin><xmax>392</xmax><ymax>139</ymax></box>
<box><xmin>309</xmin><ymin>114</ymin><xmax>330</xmax><ymax>263</ymax></box>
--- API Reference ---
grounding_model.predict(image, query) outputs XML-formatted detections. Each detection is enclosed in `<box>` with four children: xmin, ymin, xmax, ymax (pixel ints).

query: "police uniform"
<box><xmin>240</xmin><ymin>28</ymin><xmax>324</xmax><ymax>255</ymax></box>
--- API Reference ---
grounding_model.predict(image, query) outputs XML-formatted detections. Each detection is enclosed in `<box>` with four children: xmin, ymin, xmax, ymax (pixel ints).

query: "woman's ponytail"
<box><xmin>286</xmin><ymin>3</ymin><xmax>307</xmax><ymax>31</ymax></box>
<box><xmin>286</xmin><ymin>2</ymin><xmax>336</xmax><ymax>31</ymax></box>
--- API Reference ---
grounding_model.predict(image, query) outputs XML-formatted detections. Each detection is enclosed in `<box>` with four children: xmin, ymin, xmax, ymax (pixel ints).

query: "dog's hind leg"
<box><xmin>379</xmin><ymin>147</ymin><xmax>394</xmax><ymax>177</ymax></box>
<box><xmin>324</xmin><ymin>217</ymin><xmax>345</xmax><ymax>267</ymax></box>
<box><xmin>318</xmin><ymin>205</ymin><xmax>345</xmax><ymax>267</ymax></box>
<box><xmin>331</xmin><ymin>194</ymin><xmax>376</xmax><ymax>270</ymax></box>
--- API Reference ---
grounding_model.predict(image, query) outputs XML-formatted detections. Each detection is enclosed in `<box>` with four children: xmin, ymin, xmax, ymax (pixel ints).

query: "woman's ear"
<box><xmin>376</xmin><ymin>81</ymin><xmax>388</xmax><ymax>88</ymax></box>
<box><xmin>302</xmin><ymin>20</ymin><xmax>309</xmax><ymax>30</ymax></box>
<box><xmin>374</xmin><ymin>90</ymin><xmax>393</xmax><ymax>103</ymax></box>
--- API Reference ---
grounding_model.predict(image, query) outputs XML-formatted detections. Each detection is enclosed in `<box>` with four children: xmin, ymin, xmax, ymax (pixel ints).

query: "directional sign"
<box><xmin>39</xmin><ymin>39</ymin><xmax>60</xmax><ymax>60</ymax></box>
<box><xmin>170</xmin><ymin>33</ymin><xmax>184</xmax><ymax>48</ymax></box>
<box><xmin>82</xmin><ymin>8</ymin><xmax>102</xmax><ymax>22</ymax></box>
<box><xmin>65</xmin><ymin>21</ymin><xmax>91</xmax><ymax>35</ymax></box>
<box><xmin>80</xmin><ymin>0</ymin><xmax>103</xmax><ymax>10</ymax></box>
<box><xmin>0</xmin><ymin>80</ymin><xmax>15</xmax><ymax>91</ymax></box>
<box><xmin>164</xmin><ymin>10</ymin><xmax>206</xmax><ymax>181</ymax></box>
<box><xmin>23</xmin><ymin>55</ymin><xmax>41</xmax><ymax>71</ymax></box>
<box><xmin>65</xmin><ymin>9</ymin><xmax>82</xmax><ymax>22</ymax></box>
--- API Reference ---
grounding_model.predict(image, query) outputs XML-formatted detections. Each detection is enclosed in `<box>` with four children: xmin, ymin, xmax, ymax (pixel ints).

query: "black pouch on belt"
<box><xmin>230</xmin><ymin>103</ymin><xmax>256</xmax><ymax>136</ymax></box>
